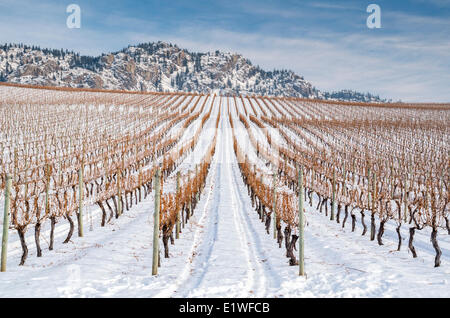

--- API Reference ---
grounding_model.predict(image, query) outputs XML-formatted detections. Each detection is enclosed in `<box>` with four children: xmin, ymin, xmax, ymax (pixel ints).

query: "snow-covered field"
<box><xmin>0</xmin><ymin>91</ymin><xmax>449</xmax><ymax>298</ymax></box>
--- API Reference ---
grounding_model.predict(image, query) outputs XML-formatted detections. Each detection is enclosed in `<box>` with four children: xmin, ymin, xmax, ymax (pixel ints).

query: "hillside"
<box><xmin>0</xmin><ymin>42</ymin><xmax>386</xmax><ymax>102</ymax></box>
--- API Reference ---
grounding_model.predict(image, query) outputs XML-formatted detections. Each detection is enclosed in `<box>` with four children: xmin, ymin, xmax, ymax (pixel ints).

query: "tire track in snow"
<box><xmin>172</xmin><ymin>110</ymin><xmax>282</xmax><ymax>298</ymax></box>
<box><xmin>154</xmin><ymin>97</ymin><xmax>222</xmax><ymax>298</ymax></box>
<box><xmin>226</xmin><ymin>121</ymin><xmax>283</xmax><ymax>296</ymax></box>
<box><xmin>220</xmin><ymin>119</ymin><xmax>261</xmax><ymax>297</ymax></box>
<box><xmin>224</xmin><ymin>125</ymin><xmax>267</xmax><ymax>297</ymax></box>
<box><xmin>156</xmin><ymin>136</ymin><xmax>221</xmax><ymax>298</ymax></box>
<box><xmin>170</xmin><ymin>112</ymin><xmax>256</xmax><ymax>297</ymax></box>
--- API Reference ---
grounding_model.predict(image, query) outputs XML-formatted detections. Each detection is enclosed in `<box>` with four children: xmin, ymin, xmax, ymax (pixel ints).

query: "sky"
<box><xmin>0</xmin><ymin>0</ymin><xmax>449</xmax><ymax>102</ymax></box>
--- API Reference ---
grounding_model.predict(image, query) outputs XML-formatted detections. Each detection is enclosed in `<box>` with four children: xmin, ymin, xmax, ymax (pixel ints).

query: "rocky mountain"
<box><xmin>0</xmin><ymin>42</ymin><xmax>386</xmax><ymax>102</ymax></box>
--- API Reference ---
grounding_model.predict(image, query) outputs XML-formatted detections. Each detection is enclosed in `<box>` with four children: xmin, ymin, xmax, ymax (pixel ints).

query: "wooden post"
<box><xmin>342</xmin><ymin>162</ymin><xmax>346</xmax><ymax>180</ymax></box>
<box><xmin>367</xmin><ymin>166</ymin><xmax>371</xmax><ymax>211</ymax></box>
<box><xmin>272</xmin><ymin>171</ymin><xmax>277</xmax><ymax>239</ymax></box>
<box><xmin>298</xmin><ymin>167</ymin><xmax>305</xmax><ymax>276</ymax></box>
<box><xmin>196</xmin><ymin>164</ymin><xmax>199</xmax><ymax>203</ymax></box>
<box><xmin>403</xmin><ymin>172</ymin><xmax>409</xmax><ymax>223</ymax></box>
<box><xmin>342</xmin><ymin>162</ymin><xmax>347</xmax><ymax>197</ymax></box>
<box><xmin>1</xmin><ymin>175</ymin><xmax>12</xmax><ymax>272</ymax></box>
<box><xmin>138</xmin><ymin>169</ymin><xmax>142</xmax><ymax>202</ymax></box>
<box><xmin>24</xmin><ymin>153</ymin><xmax>29</xmax><ymax>199</ymax></box>
<box><xmin>390</xmin><ymin>165</ymin><xmax>394</xmax><ymax>198</ymax></box>
<box><xmin>152</xmin><ymin>168</ymin><xmax>161</xmax><ymax>276</ymax></box>
<box><xmin>176</xmin><ymin>171</ymin><xmax>181</xmax><ymax>239</ymax></box>
<box><xmin>45</xmin><ymin>164</ymin><xmax>51</xmax><ymax>216</ymax></box>
<box><xmin>119</xmin><ymin>145</ymin><xmax>125</xmax><ymax>217</ymax></box>
<box><xmin>352</xmin><ymin>158</ymin><xmax>355</xmax><ymax>176</ymax></box>
<box><xmin>189</xmin><ymin>170</ymin><xmax>194</xmax><ymax>218</ymax></box>
<box><xmin>117</xmin><ymin>169</ymin><xmax>122</xmax><ymax>217</ymax></box>
<box><xmin>372</xmin><ymin>172</ymin><xmax>377</xmax><ymax>214</ymax></box>
<box><xmin>331</xmin><ymin>168</ymin><xmax>336</xmax><ymax>221</ymax></box>
<box><xmin>78</xmin><ymin>165</ymin><xmax>84</xmax><ymax>238</ymax></box>
<box><xmin>13</xmin><ymin>148</ymin><xmax>18</xmax><ymax>181</ymax></box>
<box><xmin>183</xmin><ymin>173</ymin><xmax>189</xmax><ymax>228</ymax></box>
<box><xmin>260</xmin><ymin>175</ymin><xmax>265</xmax><ymax>222</ymax></box>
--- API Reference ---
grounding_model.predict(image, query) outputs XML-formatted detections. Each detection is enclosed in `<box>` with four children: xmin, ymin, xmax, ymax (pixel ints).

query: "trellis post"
<box><xmin>152</xmin><ymin>168</ymin><xmax>161</xmax><ymax>276</ymax></box>
<box><xmin>13</xmin><ymin>148</ymin><xmax>18</xmax><ymax>181</ymax></box>
<box><xmin>367</xmin><ymin>166</ymin><xmax>371</xmax><ymax>212</ymax></box>
<box><xmin>45</xmin><ymin>163</ymin><xmax>51</xmax><ymax>217</ymax></box>
<box><xmin>331</xmin><ymin>168</ymin><xmax>336</xmax><ymax>221</ymax></box>
<box><xmin>390</xmin><ymin>165</ymin><xmax>394</xmax><ymax>198</ymax></box>
<box><xmin>190</xmin><ymin>170</ymin><xmax>194</xmax><ymax>218</ymax></box>
<box><xmin>118</xmin><ymin>146</ymin><xmax>125</xmax><ymax>217</ymax></box>
<box><xmin>117</xmin><ymin>169</ymin><xmax>123</xmax><ymax>217</ymax></box>
<box><xmin>372</xmin><ymin>172</ymin><xmax>377</xmax><ymax>214</ymax></box>
<box><xmin>342</xmin><ymin>162</ymin><xmax>347</xmax><ymax>198</ymax></box>
<box><xmin>298</xmin><ymin>167</ymin><xmax>305</xmax><ymax>276</ymax></box>
<box><xmin>176</xmin><ymin>171</ymin><xmax>181</xmax><ymax>239</ymax></box>
<box><xmin>1</xmin><ymin>175</ymin><xmax>12</xmax><ymax>272</ymax></box>
<box><xmin>196</xmin><ymin>164</ymin><xmax>199</xmax><ymax>203</ymax></box>
<box><xmin>403</xmin><ymin>171</ymin><xmax>409</xmax><ymax>222</ymax></box>
<box><xmin>272</xmin><ymin>170</ymin><xmax>277</xmax><ymax>239</ymax></box>
<box><xmin>78</xmin><ymin>162</ymin><xmax>84</xmax><ymax>237</ymax></box>
<box><xmin>260</xmin><ymin>175</ymin><xmax>265</xmax><ymax>222</ymax></box>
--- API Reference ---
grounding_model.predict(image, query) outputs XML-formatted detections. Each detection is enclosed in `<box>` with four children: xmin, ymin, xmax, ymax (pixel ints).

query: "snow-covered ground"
<box><xmin>0</xmin><ymin>97</ymin><xmax>449</xmax><ymax>298</ymax></box>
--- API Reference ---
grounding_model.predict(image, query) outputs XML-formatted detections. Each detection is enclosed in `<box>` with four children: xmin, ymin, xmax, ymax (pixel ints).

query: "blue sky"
<box><xmin>0</xmin><ymin>0</ymin><xmax>449</xmax><ymax>102</ymax></box>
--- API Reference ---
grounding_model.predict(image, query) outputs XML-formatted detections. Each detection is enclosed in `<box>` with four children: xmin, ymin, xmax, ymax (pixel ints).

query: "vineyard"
<box><xmin>0</xmin><ymin>83</ymin><xmax>449</xmax><ymax>297</ymax></box>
